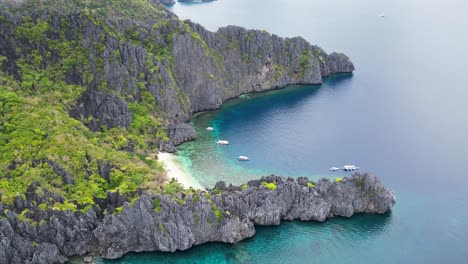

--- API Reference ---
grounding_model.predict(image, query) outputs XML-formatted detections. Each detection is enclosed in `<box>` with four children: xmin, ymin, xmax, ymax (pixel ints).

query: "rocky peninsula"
<box><xmin>1</xmin><ymin>173</ymin><xmax>395</xmax><ymax>263</ymax></box>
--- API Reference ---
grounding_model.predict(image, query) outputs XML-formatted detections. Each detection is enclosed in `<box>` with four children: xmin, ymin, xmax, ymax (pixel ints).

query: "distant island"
<box><xmin>0</xmin><ymin>0</ymin><xmax>389</xmax><ymax>263</ymax></box>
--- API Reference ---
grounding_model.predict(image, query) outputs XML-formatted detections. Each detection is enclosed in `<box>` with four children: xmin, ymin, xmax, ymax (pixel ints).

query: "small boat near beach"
<box><xmin>238</xmin><ymin>156</ymin><xmax>249</xmax><ymax>161</ymax></box>
<box><xmin>216</xmin><ymin>140</ymin><xmax>229</xmax><ymax>145</ymax></box>
<box><xmin>329</xmin><ymin>167</ymin><xmax>340</xmax><ymax>171</ymax></box>
<box><xmin>206</xmin><ymin>127</ymin><xmax>214</xmax><ymax>131</ymax></box>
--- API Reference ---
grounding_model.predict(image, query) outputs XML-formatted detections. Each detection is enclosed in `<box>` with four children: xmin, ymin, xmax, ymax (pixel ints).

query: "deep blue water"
<box><xmin>100</xmin><ymin>0</ymin><xmax>468</xmax><ymax>263</ymax></box>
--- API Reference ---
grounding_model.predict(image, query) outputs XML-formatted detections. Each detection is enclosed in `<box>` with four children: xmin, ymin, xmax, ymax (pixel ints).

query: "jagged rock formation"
<box><xmin>70</xmin><ymin>90</ymin><xmax>132</xmax><ymax>132</ymax></box>
<box><xmin>45</xmin><ymin>160</ymin><xmax>75</xmax><ymax>185</ymax></box>
<box><xmin>0</xmin><ymin>173</ymin><xmax>395</xmax><ymax>263</ymax></box>
<box><xmin>159</xmin><ymin>123</ymin><xmax>197</xmax><ymax>152</ymax></box>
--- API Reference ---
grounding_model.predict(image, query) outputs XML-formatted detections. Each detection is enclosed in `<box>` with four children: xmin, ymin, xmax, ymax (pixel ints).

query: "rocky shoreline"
<box><xmin>0</xmin><ymin>173</ymin><xmax>395</xmax><ymax>263</ymax></box>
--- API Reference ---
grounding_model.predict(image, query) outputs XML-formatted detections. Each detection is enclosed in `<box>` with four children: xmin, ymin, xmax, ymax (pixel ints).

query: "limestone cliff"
<box><xmin>0</xmin><ymin>173</ymin><xmax>395</xmax><ymax>263</ymax></box>
<box><xmin>0</xmin><ymin>1</ymin><xmax>354</xmax><ymax>150</ymax></box>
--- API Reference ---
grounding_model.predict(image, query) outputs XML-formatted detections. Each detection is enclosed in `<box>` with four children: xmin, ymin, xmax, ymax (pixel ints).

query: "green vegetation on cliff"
<box><xmin>0</xmin><ymin>0</ymin><xmax>180</xmax><ymax>212</ymax></box>
<box><xmin>0</xmin><ymin>72</ymin><xmax>164</xmax><ymax>210</ymax></box>
<box><xmin>262</xmin><ymin>181</ymin><xmax>277</xmax><ymax>190</ymax></box>
<box><xmin>5</xmin><ymin>0</ymin><xmax>169</xmax><ymax>21</ymax></box>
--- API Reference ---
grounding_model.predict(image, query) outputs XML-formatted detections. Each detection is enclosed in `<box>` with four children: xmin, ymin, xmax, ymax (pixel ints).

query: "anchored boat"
<box><xmin>216</xmin><ymin>140</ymin><xmax>229</xmax><ymax>145</ymax></box>
<box><xmin>329</xmin><ymin>167</ymin><xmax>340</xmax><ymax>171</ymax></box>
<box><xmin>238</xmin><ymin>156</ymin><xmax>249</xmax><ymax>161</ymax></box>
<box><xmin>343</xmin><ymin>165</ymin><xmax>360</xmax><ymax>171</ymax></box>
<box><xmin>206</xmin><ymin>127</ymin><xmax>214</xmax><ymax>131</ymax></box>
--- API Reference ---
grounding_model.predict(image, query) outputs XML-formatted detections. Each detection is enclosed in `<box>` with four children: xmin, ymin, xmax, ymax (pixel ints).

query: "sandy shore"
<box><xmin>158</xmin><ymin>152</ymin><xmax>205</xmax><ymax>190</ymax></box>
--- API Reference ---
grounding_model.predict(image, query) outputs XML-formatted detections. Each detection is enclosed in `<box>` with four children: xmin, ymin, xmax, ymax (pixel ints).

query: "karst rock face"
<box><xmin>0</xmin><ymin>173</ymin><xmax>395</xmax><ymax>263</ymax></box>
<box><xmin>70</xmin><ymin>90</ymin><xmax>132</xmax><ymax>132</ymax></box>
<box><xmin>0</xmin><ymin>0</ymin><xmax>353</xmax><ymax>150</ymax></box>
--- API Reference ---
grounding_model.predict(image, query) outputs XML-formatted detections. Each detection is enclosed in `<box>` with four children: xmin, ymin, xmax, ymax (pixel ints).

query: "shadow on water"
<box><xmin>322</xmin><ymin>72</ymin><xmax>354</xmax><ymax>87</ymax></box>
<box><xmin>253</xmin><ymin>211</ymin><xmax>393</xmax><ymax>247</ymax></box>
<box><xmin>176</xmin><ymin>2</ymin><xmax>216</xmax><ymax>7</ymax></box>
<box><xmin>211</xmin><ymin>73</ymin><xmax>354</xmax><ymax>129</ymax></box>
<box><xmin>220</xmin><ymin>73</ymin><xmax>353</xmax><ymax>110</ymax></box>
<box><xmin>97</xmin><ymin>211</ymin><xmax>391</xmax><ymax>264</ymax></box>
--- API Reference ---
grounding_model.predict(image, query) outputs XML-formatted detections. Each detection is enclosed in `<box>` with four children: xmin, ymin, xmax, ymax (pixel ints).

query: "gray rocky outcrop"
<box><xmin>70</xmin><ymin>90</ymin><xmax>132</xmax><ymax>132</ymax></box>
<box><xmin>45</xmin><ymin>160</ymin><xmax>75</xmax><ymax>185</ymax></box>
<box><xmin>0</xmin><ymin>173</ymin><xmax>395</xmax><ymax>263</ymax></box>
<box><xmin>159</xmin><ymin>123</ymin><xmax>197</xmax><ymax>152</ymax></box>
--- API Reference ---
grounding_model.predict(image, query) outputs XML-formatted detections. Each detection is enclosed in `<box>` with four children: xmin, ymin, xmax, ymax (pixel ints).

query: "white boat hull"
<box><xmin>216</xmin><ymin>140</ymin><xmax>229</xmax><ymax>145</ymax></box>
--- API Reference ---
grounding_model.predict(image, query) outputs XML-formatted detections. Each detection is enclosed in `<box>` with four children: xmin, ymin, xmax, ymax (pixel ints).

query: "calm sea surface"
<box><xmin>100</xmin><ymin>0</ymin><xmax>468</xmax><ymax>263</ymax></box>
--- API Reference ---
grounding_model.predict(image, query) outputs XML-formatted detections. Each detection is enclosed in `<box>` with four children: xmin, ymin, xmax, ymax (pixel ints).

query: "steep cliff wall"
<box><xmin>0</xmin><ymin>2</ymin><xmax>353</xmax><ymax>151</ymax></box>
<box><xmin>0</xmin><ymin>173</ymin><xmax>395</xmax><ymax>263</ymax></box>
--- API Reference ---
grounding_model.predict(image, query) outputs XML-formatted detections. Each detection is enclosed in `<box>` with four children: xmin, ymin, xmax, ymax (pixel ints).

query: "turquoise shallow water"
<box><xmin>100</xmin><ymin>0</ymin><xmax>468</xmax><ymax>262</ymax></box>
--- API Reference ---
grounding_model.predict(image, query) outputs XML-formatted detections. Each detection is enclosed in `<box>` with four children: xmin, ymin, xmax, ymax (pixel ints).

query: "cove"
<box><xmin>176</xmin><ymin>74</ymin><xmax>355</xmax><ymax>188</ymax></box>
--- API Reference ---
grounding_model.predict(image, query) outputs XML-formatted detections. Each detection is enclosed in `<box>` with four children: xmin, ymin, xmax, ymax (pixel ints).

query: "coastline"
<box><xmin>158</xmin><ymin>152</ymin><xmax>205</xmax><ymax>190</ymax></box>
<box><xmin>94</xmin><ymin>173</ymin><xmax>397</xmax><ymax>260</ymax></box>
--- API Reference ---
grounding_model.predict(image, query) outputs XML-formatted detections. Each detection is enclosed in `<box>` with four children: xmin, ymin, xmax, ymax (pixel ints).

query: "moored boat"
<box><xmin>329</xmin><ymin>167</ymin><xmax>340</xmax><ymax>171</ymax></box>
<box><xmin>343</xmin><ymin>165</ymin><xmax>359</xmax><ymax>171</ymax></box>
<box><xmin>238</xmin><ymin>156</ymin><xmax>249</xmax><ymax>161</ymax></box>
<box><xmin>216</xmin><ymin>140</ymin><xmax>229</xmax><ymax>145</ymax></box>
<box><xmin>206</xmin><ymin>127</ymin><xmax>214</xmax><ymax>131</ymax></box>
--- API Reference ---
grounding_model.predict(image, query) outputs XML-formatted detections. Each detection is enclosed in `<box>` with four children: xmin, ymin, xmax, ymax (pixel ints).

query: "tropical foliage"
<box><xmin>0</xmin><ymin>0</ymin><xmax>178</xmax><ymax>212</ymax></box>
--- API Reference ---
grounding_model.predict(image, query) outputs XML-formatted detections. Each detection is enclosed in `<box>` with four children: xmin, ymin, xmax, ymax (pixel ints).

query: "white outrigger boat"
<box><xmin>216</xmin><ymin>140</ymin><xmax>229</xmax><ymax>145</ymax></box>
<box><xmin>329</xmin><ymin>167</ymin><xmax>340</xmax><ymax>171</ymax></box>
<box><xmin>238</xmin><ymin>156</ymin><xmax>249</xmax><ymax>161</ymax></box>
<box><xmin>343</xmin><ymin>165</ymin><xmax>360</xmax><ymax>171</ymax></box>
<box><xmin>206</xmin><ymin>127</ymin><xmax>214</xmax><ymax>131</ymax></box>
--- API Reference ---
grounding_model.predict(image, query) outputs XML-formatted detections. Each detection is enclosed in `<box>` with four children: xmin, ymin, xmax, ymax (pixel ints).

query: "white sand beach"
<box><xmin>158</xmin><ymin>152</ymin><xmax>205</xmax><ymax>190</ymax></box>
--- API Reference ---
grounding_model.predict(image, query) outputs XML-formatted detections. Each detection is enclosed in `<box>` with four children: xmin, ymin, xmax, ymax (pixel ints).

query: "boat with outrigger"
<box><xmin>343</xmin><ymin>165</ymin><xmax>360</xmax><ymax>171</ymax></box>
<box><xmin>238</xmin><ymin>156</ymin><xmax>249</xmax><ymax>161</ymax></box>
<box><xmin>329</xmin><ymin>165</ymin><xmax>360</xmax><ymax>171</ymax></box>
